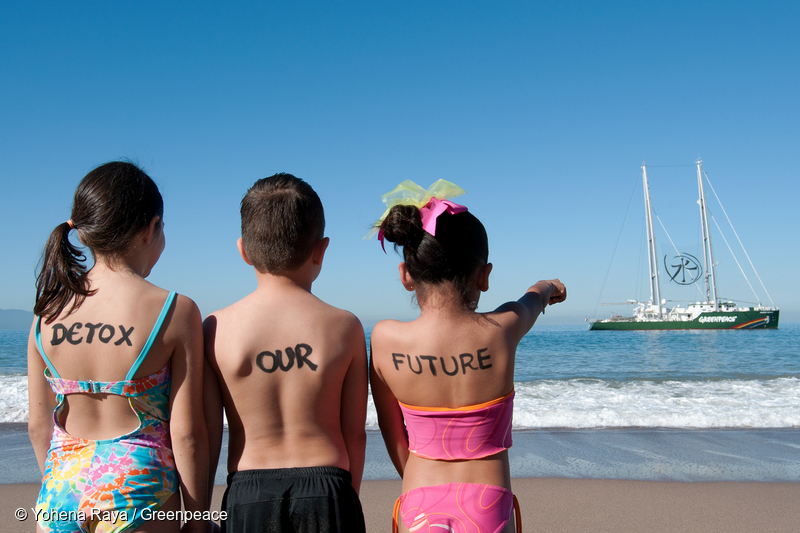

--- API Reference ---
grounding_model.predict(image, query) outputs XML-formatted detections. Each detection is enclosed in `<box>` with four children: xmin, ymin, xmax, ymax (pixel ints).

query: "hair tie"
<box><xmin>367</xmin><ymin>179</ymin><xmax>468</xmax><ymax>252</ymax></box>
<box><xmin>66</xmin><ymin>220</ymin><xmax>75</xmax><ymax>230</ymax></box>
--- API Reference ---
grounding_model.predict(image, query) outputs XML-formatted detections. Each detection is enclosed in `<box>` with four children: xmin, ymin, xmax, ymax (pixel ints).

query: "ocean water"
<box><xmin>4</xmin><ymin>324</ymin><xmax>800</xmax><ymax>483</ymax></box>
<box><xmin>5</xmin><ymin>324</ymin><xmax>799</xmax><ymax>429</ymax></box>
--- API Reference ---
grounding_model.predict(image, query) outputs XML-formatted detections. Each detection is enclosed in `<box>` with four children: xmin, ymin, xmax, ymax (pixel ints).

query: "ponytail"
<box><xmin>34</xmin><ymin>222</ymin><xmax>94</xmax><ymax>323</ymax></box>
<box><xmin>33</xmin><ymin>161</ymin><xmax>162</xmax><ymax>323</ymax></box>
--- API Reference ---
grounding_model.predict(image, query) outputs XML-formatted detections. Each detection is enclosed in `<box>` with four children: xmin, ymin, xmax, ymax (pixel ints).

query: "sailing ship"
<box><xmin>589</xmin><ymin>160</ymin><xmax>779</xmax><ymax>330</ymax></box>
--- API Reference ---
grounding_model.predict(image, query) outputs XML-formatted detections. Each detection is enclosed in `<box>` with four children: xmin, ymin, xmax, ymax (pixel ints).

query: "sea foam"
<box><xmin>5</xmin><ymin>374</ymin><xmax>799</xmax><ymax>429</ymax></box>
<box><xmin>364</xmin><ymin>377</ymin><xmax>800</xmax><ymax>430</ymax></box>
<box><xmin>0</xmin><ymin>375</ymin><xmax>29</xmax><ymax>423</ymax></box>
<box><xmin>510</xmin><ymin>377</ymin><xmax>800</xmax><ymax>428</ymax></box>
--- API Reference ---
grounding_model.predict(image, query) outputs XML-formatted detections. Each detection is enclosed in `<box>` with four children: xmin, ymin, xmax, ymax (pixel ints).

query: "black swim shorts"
<box><xmin>220</xmin><ymin>466</ymin><xmax>366</xmax><ymax>533</ymax></box>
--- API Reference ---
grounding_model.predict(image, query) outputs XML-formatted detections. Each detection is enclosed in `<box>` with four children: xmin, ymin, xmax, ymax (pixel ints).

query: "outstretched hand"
<box><xmin>548</xmin><ymin>279</ymin><xmax>567</xmax><ymax>306</ymax></box>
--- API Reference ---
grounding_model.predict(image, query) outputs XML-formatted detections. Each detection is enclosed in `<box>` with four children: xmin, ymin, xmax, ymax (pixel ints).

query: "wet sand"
<box><xmin>5</xmin><ymin>425</ymin><xmax>799</xmax><ymax>531</ymax></box>
<box><xmin>4</xmin><ymin>480</ymin><xmax>799</xmax><ymax>532</ymax></box>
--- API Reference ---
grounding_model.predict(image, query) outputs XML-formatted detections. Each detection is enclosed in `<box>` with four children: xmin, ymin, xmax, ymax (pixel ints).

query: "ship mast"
<box><xmin>697</xmin><ymin>159</ymin><xmax>719</xmax><ymax>309</ymax></box>
<box><xmin>642</xmin><ymin>164</ymin><xmax>663</xmax><ymax>317</ymax></box>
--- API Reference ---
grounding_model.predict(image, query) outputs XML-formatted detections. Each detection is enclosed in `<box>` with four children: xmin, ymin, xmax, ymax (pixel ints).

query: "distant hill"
<box><xmin>0</xmin><ymin>309</ymin><xmax>34</xmax><ymax>329</ymax></box>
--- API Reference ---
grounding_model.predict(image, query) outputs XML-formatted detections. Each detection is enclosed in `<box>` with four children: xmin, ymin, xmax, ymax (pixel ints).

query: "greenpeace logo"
<box><xmin>698</xmin><ymin>316</ymin><xmax>737</xmax><ymax>323</ymax></box>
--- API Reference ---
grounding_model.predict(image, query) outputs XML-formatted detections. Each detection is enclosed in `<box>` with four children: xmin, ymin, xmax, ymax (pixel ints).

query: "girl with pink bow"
<box><xmin>369</xmin><ymin>179</ymin><xmax>566</xmax><ymax>533</ymax></box>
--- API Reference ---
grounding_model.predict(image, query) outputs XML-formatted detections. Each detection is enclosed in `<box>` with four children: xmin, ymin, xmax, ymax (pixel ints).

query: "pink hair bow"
<box><xmin>419</xmin><ymin>197</ymin><xmax>468</xmax><ymax>236</ymax></box>
<box><xmin>367</xmin><ymin>179</ymin><xmax>468</xmax><ymax>252</ymax></box>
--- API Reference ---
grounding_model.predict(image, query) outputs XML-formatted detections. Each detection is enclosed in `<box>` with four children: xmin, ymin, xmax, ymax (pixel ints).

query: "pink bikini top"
<box><xmin>398</xmin><ymin>389</ymin><xmax>514</xmax><ymax>461</ymax></box>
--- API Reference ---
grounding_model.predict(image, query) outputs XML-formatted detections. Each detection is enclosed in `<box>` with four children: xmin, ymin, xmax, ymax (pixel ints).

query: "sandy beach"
<box><xmin>5</xmin><ymin>426</ymin><xmax>799</xmax><ymax>531</ymax></box>
<box><xmin>3</xmin><ymin>479</ymin><xmax>799</xmax><ymax>532</ymax></box>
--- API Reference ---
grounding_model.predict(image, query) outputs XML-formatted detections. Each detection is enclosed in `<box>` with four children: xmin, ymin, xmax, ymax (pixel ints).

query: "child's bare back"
<box><xmin>204</xmin><ymin>174</ymin><xmax>367</xmax><ymax>533</ymax></box>
<box><xmin>206</xmin><ymin>285</ymin><xmax>366</xmax><ymax>477</ymax></box>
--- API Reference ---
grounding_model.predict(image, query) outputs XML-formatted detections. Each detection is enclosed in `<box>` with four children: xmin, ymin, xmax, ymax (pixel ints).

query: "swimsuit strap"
<box><xmin>514</xmin><ymin>494</ymin><xmax>522</xmax><ymax>532</ymax></box>
<box><xmin>392</xmin><ymin>498</ymin><xmax>401</xmax><ymax>533</ymax></box>
<box><xmin>34</xmin><ymin>316</ymin><xmax>61</xmax><ymax>379</ymax></box>
<box><xmin>125</xmin><ymin>291</ymin><xmax>177</xmax><ymax>381</ymax></box>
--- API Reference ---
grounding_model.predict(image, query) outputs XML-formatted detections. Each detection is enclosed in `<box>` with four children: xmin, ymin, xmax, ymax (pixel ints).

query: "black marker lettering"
<box><xmin>477</xmin><ymin>348</ymin><xmax>492</xmax><ymax>370</ymax></box>
<box><xmin>419</xmin><ymin>355</ymin><xmax>437</xmax><ymax>376</ymax></box>
<box><xmin>51</xmin><ymin>324</ymin><xmax>67</xmax><ymax>346</ymax></box>
<box><xmin>441</xmin><ymin>356</ymin><xmax>459</xmax><ymax>376</ymax></box>
<box><xmin>115</xmin><ymin>325</ymin><xmax>134</xmax><ymax>346</ymax></box>
<box><xmin>459</xmin><ymin>353</ymin><xmax>476</xmax><ymax>374</ymax></box>
<box><xmin>98</xmin><ymin>324</ymin><xmax>115</xmax><ymax>344</ymax></box>
<box><xmin>256</xmin><ymin>351</ymin><xmax>279</xmax><ymax>373</ymax></box>
<box><xmin>392</xmin><ymin>353</ymin><xmax>406</xmax><ymax>371</ymax></box>
<box><xmin>278</xmin><ymin>349</ymin><xmax>295</xmax><ymax>371</ymax></box>
<box><xmin>294</xmin><ymin>344</ymin><xmax>317</xmax><ymax>371</ymax></box>
<box><xmin>67</xmin><ymin>323</ymin><xmax>83</xmax><ymax>345</ymax></box>
<box><xmin>407</xmin><ymin>355</ymin><xmax>423</xmax><ymax>375</ymax></box>
<box><xmin>256</xmin><ymin>344</ymin><xmax>317</xmax><ymax>373</ymax></box>
<box><xmin>84</xmin><ymin>323</ymin><xmax>102</xmax><ymax>343</ymax></box>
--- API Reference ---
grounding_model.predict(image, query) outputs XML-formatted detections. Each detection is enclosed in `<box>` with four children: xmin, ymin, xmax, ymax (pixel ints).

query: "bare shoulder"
<box><xmin>161</xmin><ymin>293</ymin><xmax>202</xmax><ymax>342</ymax></box>
<box><xmin>172</xmin><ymin>293</ymin><xmax>201</xmax><ymax>321</ymax></box>
<box><xmin>371</xmin><ymin>319</ymin><xmax>405</xmax><ymax>342</ymax></box>
<box><xmin>204</xmin><ymin>297</ymin><xmax>242</xmax><ymax>323</ymax></box>
<box><xmin>201</xmin><ymin>300</ymin><xmax>245</xmax><ymax>358</ymax></box>
<box><xmin>312</xmin><ymin>298</ymin><xmax>365</xmax><ymax>338</ymax></box>
<box><xmin>336</xmin><ymin>308</ymin><xmax>365</xmax><ymax>338</ymax></box>
<box><xmin>369</xmin><ymin>319</ymin><xmax>409</xmax><ymax>360</ymax></box>
<box><xmin>202</xmin><ymin>297</ymin><xmax>252</xmax><ymax>336</ymax></box>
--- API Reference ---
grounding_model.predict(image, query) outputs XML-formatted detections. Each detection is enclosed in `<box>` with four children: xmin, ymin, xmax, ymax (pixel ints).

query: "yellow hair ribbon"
<box><xmin>366</xmin><ymin>179</ymin><xmax>467</xmax><ymax>239</ymax></box>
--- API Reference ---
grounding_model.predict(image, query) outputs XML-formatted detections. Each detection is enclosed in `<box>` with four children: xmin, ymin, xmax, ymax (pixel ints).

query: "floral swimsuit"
<box><xmin>33</xmin><ymin>292</ymin><xmax>178</xmax><ymax>532</ymax></box>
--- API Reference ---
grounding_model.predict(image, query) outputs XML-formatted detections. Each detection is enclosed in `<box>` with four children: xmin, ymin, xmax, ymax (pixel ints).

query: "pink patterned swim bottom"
<box><xmin>393</xmin><ymin>483</ymin><xmax>520</xmax><ymax>533</ymax></box>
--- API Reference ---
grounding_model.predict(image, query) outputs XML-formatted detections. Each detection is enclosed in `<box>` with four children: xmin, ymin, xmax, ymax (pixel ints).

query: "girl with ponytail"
<box><xmin>28</xmin><ymin>162</ymin><xmax>209</xmax><ymax>532</ymax></box>
<box><xmin>369</xmin><ymin>180</ymin><xmax>566</xmax><ymax>533</ymax></box>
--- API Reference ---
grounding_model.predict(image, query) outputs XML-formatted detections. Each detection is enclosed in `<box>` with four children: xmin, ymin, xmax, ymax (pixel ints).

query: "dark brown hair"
<box><xmin>34</xmin><ymin>161</ymin><xmax>163</xmax><ymax>323</ymax></box>
<box><xmin>240</xmin><ymin>173</ymin><xmax>325</xmax><ymax>273</ymax></box>
<box><xmin>380</xmin><ymin>204</ymin><xmax>488</xmax><ymax>309</ymax></box>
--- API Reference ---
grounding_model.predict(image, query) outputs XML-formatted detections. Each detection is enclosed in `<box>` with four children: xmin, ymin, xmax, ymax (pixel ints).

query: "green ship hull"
<box><xmin>592</xmin><ymin>161</ymin><xmax>779</xmax><ymax>331</ymax></box>
<box><xmin>589</xmin><ymin>309</ymin><xmax>779</xmax><ymax>330</ymax></box>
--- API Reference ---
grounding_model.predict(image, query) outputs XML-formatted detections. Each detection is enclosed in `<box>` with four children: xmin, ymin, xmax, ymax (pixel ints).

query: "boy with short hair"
<box><xmin>204</xmin><ymin>173</ymin><xmax>368</xmax><ymax>532</ymax></box>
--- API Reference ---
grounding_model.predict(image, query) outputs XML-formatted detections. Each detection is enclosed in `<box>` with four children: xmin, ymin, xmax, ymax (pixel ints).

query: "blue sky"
<box><xmin>2</xmin><ymin>1</ymin><xmax>798</xmax><ymax>325</ymax></box>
